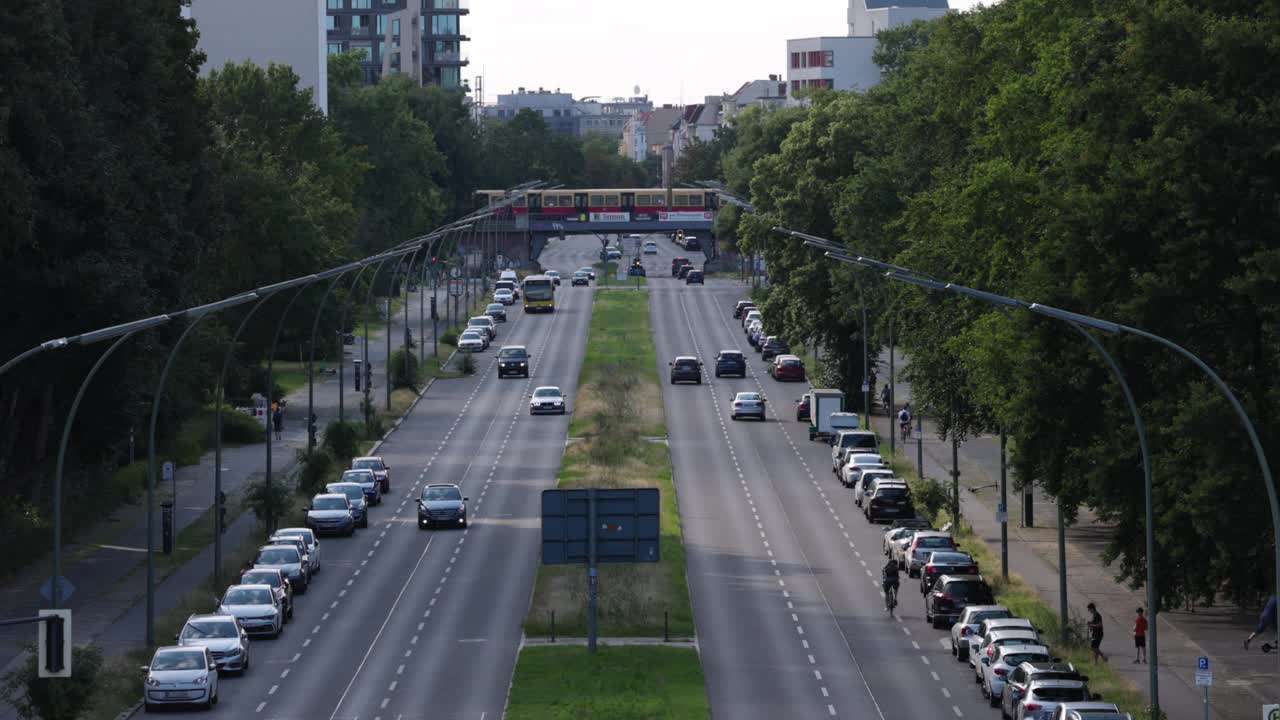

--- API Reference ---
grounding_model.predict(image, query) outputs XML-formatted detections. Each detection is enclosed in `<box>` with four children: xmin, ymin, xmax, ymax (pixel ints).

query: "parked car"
<box><xmin>971</xmin><ymin>619</ymin><xmax>1041</xmax><ymax>674</ymax></box>
<box><xmin>273</xmin><ymin>528</ymin><xmax>320</xmax><ymax>574</ymax></box>
<box><xmin>417</xmin><ymin>484</ymin><xmax>468</xmax><ymax>529</ymax></box>
<box><xmin>749</xmin><ymin>327</ymin><xmax>768</xmax><ymax>349</ymax></box>
<box><xmin>760</xmin><ymin>336</ymin><xmax>790</xmax><ymax>361</ymax></box>
<box><xmin>216</xmin><ymin>584</ymin><xmax>283</xmax><ymax>638</ymax></box>
<box><xmin>742</xmin><ymin>309</ymin><xmax>762</xmax><ymax>329</ymax></box>
<box><xmin>305</xmin><ymin>493</ymin><xmax>356</xmax><ymax>536</ymax></box>
<box><xmin>498</xmin><ymin>345</ymin><xmax>530</xmax><ymax>378</ymax></box>
<box><xmin>530</xmin><ymin>386</ymin><xmax>567</xmax><ymax>415</ymax></box>
<box><xmin>669</xmin><ymin>356</ymin><xmax>703</xmax><ymax>384</ymax></box>
<box><xmin>731</xmin><ymin>392</ymin><xmax>767</xmax><ymax>421</ymax></box>
<box><xmin>458</xmin><ymin>330</ymin><xmax>486</xmax><ymax>353</ymax></box>
<box><xmin>949</xmin><ymin>605</ymin><xmax>1010</xmax><ymax>660</ymax></box>
<box><xmin>982</xmin><ymin>643</ymin><xmax>1052</xmax><ymax>707</ymax></box>
<box><xmin>485</xmin><ymin>303</ymin><xmax>508</xmax><ymax>322</ymax></box>
<box><xmin>865</xmin><ymin>480</ymin><xmax>913</xmax><ymax>522</ymax></box>
<box><xmin>176</xmin><ymin>614</ymin><xmax>249</xmax><ymax>674</ymax></box>
<box><xmin>919</xmin><ymin>550</ymin><xmax>978</xmax><ymax>594</ymax></box>
<box><xmin>796</xmin><ymin>395</ymin><xmax>811</xmax><ymax>422</ymax></box>
<box><xmin>854</xmin><ymin>469</ymin><xmax>897</xmax><ymax>506</ymax></box>
<box><xmin>840</xmin><ymin>453</ymin><xmax>889</xmax><ymax>488</ymax></box>
<box><xmin>1050</xmin><ymin>702</ymin><xmax>1131</xmax><ymax>720</ymax></box>
<box><xmin>251</xmin><ymin>544</ymin><xmax>309</xmax><ymax>594</ymax></box>
<box><xmin>974</xmin><ymin>627</ymin><xmax>1044</xmax><ymax>680</ymax></box>
<box><xmin>351</xmin><ymin>456</ymin><xmax>392</xmax><ymax>493</ymax></box>
<box><xmin>831</xmin><ymin>430</ymin><xmax>880</xmax><ymax>474</ymax></box>
<box><xmin>714</xmin><ymin>350</ymin><xmax>747</xmax><ymax>378</ymax></box>
<box><xmin>770</xmin><ymin>355</ymin><xmax>806</xmax><ymax>381</ymax></box>
<box><xmin>1004</xmin><ymin>664</ymin><xmax>1092</xmax><ymax>720</ymax></box>
<box><xmin>143</xmin><ymin>646</ymin><xmax>219</xmax><ymax>711</ymax></box>
<box><xmin>238</xmin><ymin>567</ymin><xmax>294</xmax><ymax>621</ymax></box>
<box><xmin>733</xmin><ymin>300</ymin><xmax>756</xmax><ymax>319</ymax></box>
<box><xmin>261</xmin><ymin>537</ymin><xmax>311</xmax><ymax>590</ymax></box>
<box><xmin>685</xmin><ymin>270</ymin><xmax>704</xmax><ymax>284</ymax></box>
<box><xmin>340</xmin><ymin>468</ymin><xmax>381</xmax><ymax>506</ymax></box>
<box><xmin>494</xmin><ymin>288</ymin><xmax>516</xmax><ymax>305</ymax></box>
<box><xmin>927</xmin><ymin>575</ymin><xmax>996</xmax><ymax>629</ymax></box>
<box><xmin>325</xmin><ymin>484</ymin><xmax>368</xmax><ymax>528</ymax></box>
<box><xmin>883</xmin><ymin>520</ymin><xmax>933</xmax><ymax>557</ymax></box>
<box><xmin>571</xmin><ymin>271</ymin><xmax>591</xmax><ymax>286</ymax></box>
<box><xmin>468</xmin><ymin>316</ymin><xmax>497</xmax><ymax>340</ymax></box>
<box><xmin>905</xmin><ymin>531</ymin><xmax>958</xmax><ymax>577</ymax></box>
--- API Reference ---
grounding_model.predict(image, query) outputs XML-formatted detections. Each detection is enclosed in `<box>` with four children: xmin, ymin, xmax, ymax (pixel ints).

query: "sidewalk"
<box><xmin>0</xmin><ymin>286</ymin><xmax>443</xmax><ymax>711</ymax></box>
<box><xmin>875</xmin><ymin>349</ymin><xmax>1279</xmax><ymax>720</ymax></box>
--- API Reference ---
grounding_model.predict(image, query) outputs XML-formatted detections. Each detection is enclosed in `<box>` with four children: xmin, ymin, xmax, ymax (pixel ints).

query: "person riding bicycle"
<box><xmin>882</xmin><ymin>558</ymin><xmax>902</xmax><ymax>605</ymax></box>
<box><xmin>897</xmin><ymin>405</ymin><xmax>913</xmax><ymax>439</ymax></box>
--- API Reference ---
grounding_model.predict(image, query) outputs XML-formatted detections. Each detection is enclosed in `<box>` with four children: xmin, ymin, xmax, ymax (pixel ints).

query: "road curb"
<box><xmin>369</xmin><ymin>377</ymin><xmax>436</xmax><ymax>454</ymax></box>
<box><xmin>116</xmin><ymin>701</ymin><xmax>142</xmax><ymax>719</ymax></box>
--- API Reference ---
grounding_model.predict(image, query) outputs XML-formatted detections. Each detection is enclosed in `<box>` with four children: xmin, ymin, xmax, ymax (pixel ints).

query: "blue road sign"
<box><xmin>541</xmin><ymin>489</ymin><xmax>660</xmax><ymax>565</ymax></box>
<box><xmin>39</xmin><ymin>576</ymin><xmax>75</xmax><ymax>604</ymax></box>
<box><xmin>997</xmin><ymin>502</ymin><xmax>1006</xmax><ymax>513</ymax></box>
<box><xmin>1197</xmin><ymin>656</ymin><xmax>1209</xmax><ymax>671</ymax></box>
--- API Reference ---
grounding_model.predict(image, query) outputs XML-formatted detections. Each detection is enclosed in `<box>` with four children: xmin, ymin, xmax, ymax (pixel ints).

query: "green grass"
<box><xmin>269</xmin><ymin>361</ymin><xmax>309</xmax><ymax>396</ymax></box>
<box><xmin>505</xmin><ymin>646</ymin><xmax>708</xmax><ymax>720</ymax></box>
<box><xmin>156</xmin><ymin>496</ymin><xmax>247</xmax><ymax>575</ymax></box>
<box><xmin>573</xmin><ymin>291</ymin><xmax>664</xmax><ymax>438</ymax></box>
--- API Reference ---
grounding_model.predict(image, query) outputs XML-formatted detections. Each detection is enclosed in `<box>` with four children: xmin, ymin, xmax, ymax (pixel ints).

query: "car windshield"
<box><xmin>255</xmin><ymin>547</ymin><xmax>298</xmax><ymax>564</ymax></box>
<box><xmin>352</xmin><ymin>459</ymin><xmax>383</xmax><ymax>470</ymax></box>
<box><xmin>917</xmin><ymin>536</ymin><xmax>954</xmax><ymax>548</ymax></box>
<box><xmin>1002</xmin><ymin>652</ymin><xmax>1050</xmax><ymax>666</ymax></box>
<box><xmin>241</xmin><ymin>571</ymin><xmax>281</xmax><ymax>588</ymax></box>
<box><xmin>461</xmin><ymin>331</ymin><xmax>481</xmax><ymax>339</ymax></box>
<box><xmin>468</xmin><ymin>319</ymin><xmax>486</xmax><ymax>326</ymax></box>
<box><xmin>574</xmin><ymin>272</ymin><xmax>587</xmax><ymax>278</ymax></box>
<box><xmin>151</xmin><ymin>650</ymin><xmax>206</xmax><ymax>671</ymax></box>
<box><xmin>500</xmin><ymin>348</ymin><xmax>527</xmax><ymax>359</ymax></box>
<box><xmin>737</xmin><ymin>393</ymin><xmax>761</xmax><ymax>401</ymax></box>
<box><xmin>495</xmin><ymin>281</ymin><xmax>514</xmax><ymax>290</ymax></box>
<box><xmin>930</xmin><ymin>552</ymin><xmax>972</xmax><ymax>564</ymax></box>
<box><xmin>1032</xmin><ymin>686</ymin><xmax>1088</xmax><ymax>702</ymax></box>
<box><xmin>314</xmin><ymin>496</ymin><xmax>347</xmax><ymax>510</ymax></box>
<box><xmin>496</xmin><ymin>289</ymin><xmax>512</xmax><ymax>296</ymax></box>
<box><xmin>534</xmin><ymin>388</ymin><xmax>561</xmax><ymax>398</ymax></box>
<box><xmin>223</xmin><ymin>587</ymin><xmax>272</xmax><ymax>605</ymax></box>
<box><xmin>181</xmin><ymin>621</ymin><xmax>237</xmax><ymax>640</ymax></box>
<box><xmin>342</xmin><ymin>471</ymin><xmax>374</xmax><ymax>484</ymax></box>
<box><xmin>424</xmin><ymin>486</ymin><xmax>462</xmax><ymax>501</ymax></box>
<box><xmin>876</xmin><ymin>487</ymin><xmax>910</xmax><ymax>499</ymax></box>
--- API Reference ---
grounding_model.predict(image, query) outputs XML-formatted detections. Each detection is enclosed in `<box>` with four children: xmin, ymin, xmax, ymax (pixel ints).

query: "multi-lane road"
<box><xmin>157</xmin><ymin>234</ymin><xmax>1000</xmax><ymax>720</ymax></box>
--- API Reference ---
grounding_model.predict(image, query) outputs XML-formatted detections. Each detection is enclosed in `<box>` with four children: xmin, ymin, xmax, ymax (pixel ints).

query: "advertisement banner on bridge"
<box><xmin>659</xmin><ymin>211</ymin><xmax>714</xmax><ymax>222</ymax></box>
<box><xmin>589</xmin><ymin>212</ymin><xmax>630</xmax><ymax>222</ymax></box>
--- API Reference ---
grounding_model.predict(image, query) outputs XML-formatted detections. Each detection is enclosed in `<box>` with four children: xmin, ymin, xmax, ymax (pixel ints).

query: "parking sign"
<box><xmin>1197</xmin><ymin>656</ymin><xmax>1209</xmax><ymax>671</ymax></box>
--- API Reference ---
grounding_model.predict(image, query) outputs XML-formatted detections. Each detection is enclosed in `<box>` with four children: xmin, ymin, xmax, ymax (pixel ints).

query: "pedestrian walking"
<box><xmin>272</xmin><ymin>405</ymin><xmax>283</xmax><ymax>441</ymax></box>
<box><xmin>880</xmin><ymin>384</ymin><xmax>891</xmax><ymax>415</ymax></box>
<box><xmin>1087</xmin><ymin>602</ymin><xmax>1107</xmax><ymax>662</ymax></box>
<box><xmin>1132</xmin><ymin>607</ymin><xmax>1147</xmax><ymax>663</ymax></box>
<box><xmin>1244</xmin><ymin>594</ymin><xmax>1277</xmax><ymax>650</ymax></box>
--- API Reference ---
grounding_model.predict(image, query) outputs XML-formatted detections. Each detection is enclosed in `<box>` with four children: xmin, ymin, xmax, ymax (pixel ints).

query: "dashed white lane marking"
<box><xmin>952</xmin><ymin>706</ymin><xmax>963</xmax><ymax>717</ymax></box>
<box><xmin>280</xmin><ymin>668</ymin><xmax>290</xmax><ymax>678</ymax></box>
<box><xmin>256</xmin><ymin>702</ymin><xmax>266</xmax><ymax>713</ymax></box>
<box><xmin>940</xmin><ymin>687</ymin><xmax>950</xmax><ymax>699</ymax></box>
<box><xmin>268</xmin><ymin>685</ymin><xmax>278</xmax><ymax>695</ymax></box>
<box><xmin>931</xmin><ymin>671</ymin><xmax>940</xmax><ymax>681</ymax></box>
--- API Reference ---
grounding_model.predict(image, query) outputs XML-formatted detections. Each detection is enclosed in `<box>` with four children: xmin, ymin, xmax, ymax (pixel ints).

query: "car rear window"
<box><xmin>917</xmin><ymin>536</ymin><xmax>954</xmax><ymax>548</ymax></box>
<box><xmin>875</xmin><ymin>487</ymin><xmax>910</xmax><ymax>499</ymax></box>
<box><xmin>676</xmin><ymin>360</ymin><xmax>698</xmax><ymax>368</ymax></box>
<box><xmin>944</xmin><ymin>581</ymin><xmax>990</xmax><ymax>599</ymax></box>
<box><xmin>1002</xmin><ymin>652</ymin><xmax>1050</xmax><ymax>666</ymax></box>
<box><xmin>720</xmin><ymin>352</ymin><xmax>743</xmax><ymax>360</ymax></box>
<box><xmin>781</xmin><ymin>358</ymin><xmax>801</xmax><ymax>366</ymax></box>
<box><xmin>930</xmin><ymin>552</ymin><xmax>972</xmax><ymax>564</ymax></box>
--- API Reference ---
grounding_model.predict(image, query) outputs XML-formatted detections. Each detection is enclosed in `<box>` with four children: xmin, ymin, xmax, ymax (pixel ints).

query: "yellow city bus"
<box><xmin>522</xmin><ymin>275</ymin><xmax>555</xmax><ymax>313</ymax></box>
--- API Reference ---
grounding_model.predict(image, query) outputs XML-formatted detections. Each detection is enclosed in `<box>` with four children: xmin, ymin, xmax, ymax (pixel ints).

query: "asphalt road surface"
<box><xmin>160</xmin><ymin>236</ymin><xmax>595</xmax><ymax>720</ymax></box>
<box><xmin>647</xmin><ymin>231</ymin><xmax>999</xmax><ymax>720</ymax></box>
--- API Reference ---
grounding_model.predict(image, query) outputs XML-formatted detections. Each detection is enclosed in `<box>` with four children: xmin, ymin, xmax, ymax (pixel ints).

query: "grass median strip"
<box><xmin>505</xmin><ymin>645</ymin><xmax>708</xmax><ymax>720</ymax></box>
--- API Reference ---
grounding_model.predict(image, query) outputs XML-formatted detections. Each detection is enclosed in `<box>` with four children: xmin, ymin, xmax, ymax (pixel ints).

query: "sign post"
<box><xmin>1195</xmin><ymin>656</ymin><xmax>1212</xmax><ymax>720</ymax></box>
<box><xmin>587</xmin><ymin>489</ymin><xmax>598</xmax><ymax>654</ymax></box>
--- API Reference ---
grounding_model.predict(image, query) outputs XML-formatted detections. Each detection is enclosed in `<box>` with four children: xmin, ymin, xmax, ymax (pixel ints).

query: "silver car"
<box><xmin>731</xmin><ymin>392</ymin><xmax>767</xmax><ymax>421</ymax></box>
<box><xmin>143</xmin><ymin>646</ymin><xmax>219</xmax><ymax>711</ymax></box>
<box><xmin>217</xmin><ymin>584</ymin><xmax>283</xmax><ymax>637</ymax></box>
<box><xmin>1008</xmin><ymin>678</ymin><xmax>1091</xmax><ymax>720</ymax></box>
<box><xmin>982</xmin><ymin>643</ymin><xmax>1051</xmax><ymax>707</ymax></box>
<box><xmin>530</xmin><ymin>386</ymin><xmax>567</xmax><ymax>415</ymax></box>
<box><xmin>252</xmin><ymin>545</ymin><xmax>309</xmax><ymax>593</ymax></box>
<box><xmin>468</xmin><ymin>316</ymin><xmax>497</xmax><ymax>340</ymax></box>
<box><xmin>327</xmin><ymin>483</ymin><xmax>369</xmax><ymax>527</ymax></box>
<box><xmin>307</xmin><ymin>492</ymin><xmax>356</xmax><ymax>536</ymax></box>
<box><xmin>949</xmin><ymin>604</ymin><xmax>1010</xmax><ymax>660</ymax></box>
<box><xmin>274</xmin><ymin>527</ymin><xmax>321</xmax><ymax>574</ymax></box>
<box><xmin>340</xmin><ymin>468</ymin><xmax>381</xmax><ymax>505</ymax></box>
<box><xmin>176</xmin><ymin>614</ymin><xmax>249</xmax><ymax>674</ymax></box>
<box><xmin>458</xmin><ymin>330</ymin><xmax>486</xmax><ymax>352</ymax></box>
<box><xmin>265</xmin><ymin>536</ymin><xmax>311</xmax><ymax>578</ymax></box>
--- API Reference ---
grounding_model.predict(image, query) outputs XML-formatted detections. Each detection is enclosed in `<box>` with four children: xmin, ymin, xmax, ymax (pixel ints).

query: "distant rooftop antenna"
<box><xmin>634</xmin><ymin>84</ymin><xmax>641</xmax><ymax>96</ymax></box>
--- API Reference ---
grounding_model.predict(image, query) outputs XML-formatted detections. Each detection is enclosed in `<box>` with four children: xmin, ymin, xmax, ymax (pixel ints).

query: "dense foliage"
<box><xmin>0</xmin><ymin>9</ymin><xmax>648</xmax><ymax>577</ymax></box>
<box><xmin>701</xmin><ymin>0</ymin><xmax>1280</xmax><ymax>606</ymax></box>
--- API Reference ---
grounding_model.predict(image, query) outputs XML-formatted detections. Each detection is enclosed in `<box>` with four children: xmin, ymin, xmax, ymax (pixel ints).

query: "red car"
<box><xmin>770</xmin><ymin>355</ymin><xmax>806</xmax><ymax>381</ymax></box>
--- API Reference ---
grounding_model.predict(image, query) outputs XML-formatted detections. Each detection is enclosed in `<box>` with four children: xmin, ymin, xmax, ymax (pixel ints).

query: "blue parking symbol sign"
<box><xmin>1196</xmin><ymin>656</ymin><xmax>1209</xmax><ymax>671</ymax></box>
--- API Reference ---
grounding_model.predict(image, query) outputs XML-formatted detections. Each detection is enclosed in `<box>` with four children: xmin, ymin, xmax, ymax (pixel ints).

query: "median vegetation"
<box><xmin>506</xmin><ymin>646</ymin><xmax>708</xmax><ymax>720</ymax></box>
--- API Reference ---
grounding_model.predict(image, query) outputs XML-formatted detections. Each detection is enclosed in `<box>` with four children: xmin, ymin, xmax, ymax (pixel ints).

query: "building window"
<box><xmin>440</xmin><ymin>66</ymin><xmax>461</xmax><ymax>88</ymax></box>
<box><xmin>808</xmin><ymin>50</ymin><xmax>822</xmax><ymax>67</ymax></box>
<box><xmin>352</xmin><ymin>0</ymin><xmax>371</xmax><ymax>8</ymax></box>
<box><xmin>823</xmin><ymin>50</ymin><xmax>834</xmax><ymax>67</ymax></box>
<box><xmin>351</xmin><ymin>14</ymin><xmax>369</xmax><ymax>36</ymax></box>
<box><xmin>327</xmin><ymin>42</ymin><xmax>344</xmax><ymax>54</ymax></box>
<box><xmin>790</xmin><ymin>79</ymin><xmax>800</xmax><ymax>93</ymax></box>
<box><xmin>327</xmin><ymin>0</ymin><xmax>343</xmax><ymax>8</ymax></box>
<box><xmin>350</xmin><ymin>42</ymin><xmax>372</xmax><ymax>60</ymax></box>
<box><xmin>327</xmin><ymin>14</ymin><xmax>338</xmax><ymax>30</ymax></box>
<box><xmin>431</xmin><ymin>14</ymin><xmax>458</xmax><ymax>34</ymax></box>
<box><xmin>790</xmin><ymin>51</ymin><xmax>800</xmax><ymax>69</ymax></box>
<box><xmin>376</xmin><ymin>14</ymin><xmax>387</xmax><ymax>34</ymax></box>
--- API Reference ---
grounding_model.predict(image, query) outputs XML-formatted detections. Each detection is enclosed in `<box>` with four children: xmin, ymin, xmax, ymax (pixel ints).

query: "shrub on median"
<box><xmin>0</xmin><ymin>643</ymin><xmax>102</xmax><ymax>720</ymax></box>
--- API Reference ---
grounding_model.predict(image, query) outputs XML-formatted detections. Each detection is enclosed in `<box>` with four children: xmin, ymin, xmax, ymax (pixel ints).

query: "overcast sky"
<box><xmin>467</xmin><ymin>0</ymin><xmax>989</xmax><ymax>106</ymax></box>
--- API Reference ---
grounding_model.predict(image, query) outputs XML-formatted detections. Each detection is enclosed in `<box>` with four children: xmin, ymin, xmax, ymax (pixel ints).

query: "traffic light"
<box><xmin>217</xmin><ymin>492</ymin><xmax>228</xmax><ymax>535</ymax></box>
<box><xmin>38</xmin><ymin>610</ymin><xmax>70</xmax><ymax>678</ymax></box>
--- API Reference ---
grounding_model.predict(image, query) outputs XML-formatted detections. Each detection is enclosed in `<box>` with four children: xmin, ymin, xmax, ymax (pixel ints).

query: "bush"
<box><xmin>908</xmin><ymin>476</ymin><xmax>951</xmax><ymax>522</ymax></box>
<box><xmin>220</xmin><ymin>406</ymin><xmax>265</xmax><ymax>444</ymax></box>
<box><xmin>242</xmin><ymin>475</ymin><xmax>293</xmax><ymax>533</ymax></box>
<box><xmin>389</xmin><ymin>346</ymin><xmax>419</xmax><ymax>390</ymax></box>
<box><xmin>295</xmin><ymin>447</ymin><xmax>335</xmax><ymax>495</ymax></box>
<box><xmin>322</xmin><ymin>420</ymin><xmax>361</xmax><ymax>460</ymax></box>
<box><xmin>440</xmin><ymin>330</ymin><xmax>459</xmax><ymax>346</ymax></box>
<box><xmin>457</xmin><ymin>353</ymin><xmax>477</xmax><ymax>375</ymax></box>
<box><xmin>0</xmin><ymin>643</ymin><xmax>102</xmax><ymax>720</ymax></box>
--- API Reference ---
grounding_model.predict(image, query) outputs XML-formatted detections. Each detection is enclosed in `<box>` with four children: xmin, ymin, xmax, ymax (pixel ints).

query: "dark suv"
<box><xmin>760</xmin><ymin>336</ymin><xmax>790</xmax><ymax>361</ymax></box>
<box><xmin>926</xmin><ymin>575</ymin><xmax>995</xmax><ymax>628</ymax></box>
<box><xmin>919</xmin><ymin>551</ymin><xmax>978</xmax><ymax>595</ymax></box>
<box><xmin>671</xmin><ymin>257</ymin><xmax>690</xmax><ymax>276</ymax></box>
<box><xmin>714</xmin><ymin>350</ymin><xmax>746</xmax><ymax>378</ymax></box>
<box><xmin>669</xmin><ymin>356</ymin><xmax>703</xmax><ymax>384</ymax></box>
<box><xmin>677</xmin><ymin>263</ymin><xmax>694</xmax><ymax>279</ymax></box>
<box><xmin>497</xmin><ymin>345</ymin><xmax>530</xmax><ymax>378</ymax></box>
<box><xmin>685</xmin><ymin>270</ymin><xmax>704</xmax><ymax>284</ymax></box>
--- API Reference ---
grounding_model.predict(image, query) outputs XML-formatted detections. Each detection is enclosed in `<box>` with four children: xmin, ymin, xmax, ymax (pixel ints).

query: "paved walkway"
<box><xmin>875</xmin><ymin>347</ymin><xmax>1279</xmax><ymax>720</ymax></box>
<box><xmin>0</xmin><ymin>285</ymin><xmax>457</xmax><ymax>717</ymax></box>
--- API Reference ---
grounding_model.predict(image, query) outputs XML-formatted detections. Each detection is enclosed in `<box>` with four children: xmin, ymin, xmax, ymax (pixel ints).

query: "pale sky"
<box><xmin>467</xmin><ymin>0</ymin><xmax>988</xmax><ymax>106</ymax></box>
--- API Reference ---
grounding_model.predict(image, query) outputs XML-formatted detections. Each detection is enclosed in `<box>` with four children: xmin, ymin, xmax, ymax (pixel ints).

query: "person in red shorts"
<box><xmin>1133</xmin><ymin>607</ymin><xmax>1147</xmax><ymax>664</ymax></box>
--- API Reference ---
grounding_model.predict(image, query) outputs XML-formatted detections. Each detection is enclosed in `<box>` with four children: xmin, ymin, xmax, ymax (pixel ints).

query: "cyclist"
<box><xmin>882</xmin><ymin>557</ymin><xmax>901</xmax><ymax>610</ymax></box>
<box><xmin>898</xmin><ymin>405</ymin><xmax>913</xmax><ymax>443</ymax></box>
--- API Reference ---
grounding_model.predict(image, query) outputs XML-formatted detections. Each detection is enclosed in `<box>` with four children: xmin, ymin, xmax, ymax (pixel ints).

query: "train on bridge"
<box><xmin>476</xmin><ymin>188</ymin><xmax>718</xmax><ymax>233</ymax></box>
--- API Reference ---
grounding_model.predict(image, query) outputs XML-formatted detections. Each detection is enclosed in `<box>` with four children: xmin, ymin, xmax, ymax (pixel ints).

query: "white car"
<box><xmin>468</xmin><ymin>316</ymin><xmax>497</xmax><ymax>340</ymax></box>
<box><xmin>731</xmin><ymin>392</ymin><xmax>767</xmax><ymax>421</ymax></box>
<box><xmin>545</xmin><ymin>270</ymin><xmax>562</xmax><ymax>285</ymax></box>
<box><xmin>530</xmin><ymin>386</ymin><xmax>567</xmax><ymax>415</ymax></box>
<box><xmin>1050</xmin><ymin>702</ymin><xmax>1132</xmax><ymax>720</ymax></box>
<box><xmin>1009</xmin><ymin>678</ymin><xmax>1091</xmax><ymax>720</ymax></box>
<box><xmin>949</xmin><ymin>605</ymin><xmax>1010</xmax><ymax>660</ymax></box>
<box><xmin>143</xmin><ymin>646</ymin><xmax>219</xmax><ymax>711</ymax></box>
<box><xmin>840</xmin><ymin>452</ymin><xmax>888</xmax><ymax>487</ymax></box>
<box><xmin>975</xmin><ymin>628</ymin><xmax>1043</xmax><ymax>681</ymax></box>
<box><xmin>883</xmin><ymin>521</ymin><xmax>932</xmax><ymax>557</ymax></box>
<box><xmin>643</xmin><ymin>241</ymin><xmax>658</xmax><ymax>254</ymax></box>
<box><xmin>499</xmin><ymin>269</ymin><xmax>518</xmax><ymax>283</ymax></box>
<box><xmin>982</xmin><ymin>643</ymin><xmax>1051</xmax><ymax>707</ymax></box>
<box><xmin>458</xmin><ymin>330</ymin><xmax>486</xmax><ymax>353</ymax></box>
<box><xmin>494</xmin><ymin>288</ymin><xmax>515</xmax><ymax>305</ymax></box>
<box><xmin>969</xmin><ymin>618</ymin><xmax>1039</xmax><ymax>671</ymax></box>
<box><xmin>743</xmin><ymin>310</ymin><xmax>762</xmax><ymax>329</ymax></box>
<box><xmin>272</xmin><ymin>528</ymin><xmax>320</xmax><ymax>574</ymax></box>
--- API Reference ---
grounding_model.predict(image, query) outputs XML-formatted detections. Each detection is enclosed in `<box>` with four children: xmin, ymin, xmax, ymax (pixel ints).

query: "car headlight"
<box><xmin>194</xmin><ymin>675</ymin><xmax>208</xmax><ymax>685</ymax></box>
<box><xmin>146</xmin><ymin>676</ymin><xmax>159</xmax><ymax>686</ymax></box>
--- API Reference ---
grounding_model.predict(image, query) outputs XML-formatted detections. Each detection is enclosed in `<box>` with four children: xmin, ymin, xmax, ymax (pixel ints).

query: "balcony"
<box><xmin>428</xmin><ymin>0</ymin><xmax>469</xmax><ymax>11</ymax></box>
<box><xmin>350</xmin><ymin>26</ymin><xmax>371</xmax><ymax>38</ymax></box>
<box><xmin>432</xmin><ymin>49</ymin><xmax>468</xmax><ymax>64</ymax></box>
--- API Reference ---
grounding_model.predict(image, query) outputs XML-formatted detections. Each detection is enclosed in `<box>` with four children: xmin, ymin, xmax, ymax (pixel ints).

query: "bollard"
<box><xmin>664</xmin><ymin>609</ymin><xmax>669</xmax><ymax>642</ymax></box>
<box><xmin>550</xmin><ymin>611</ymin><xmax>555</xmax><ymax>643</ymax></box>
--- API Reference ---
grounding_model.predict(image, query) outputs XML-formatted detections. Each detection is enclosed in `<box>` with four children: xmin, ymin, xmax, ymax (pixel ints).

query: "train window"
<box><xmin>653</xmin><ymin>194</ymin><xmax>666</xmax><ymax>206</ymax></box>
<box><xmin>590</xmin><ymin>194</ymin><xmax>604</xmax><ymax>206</ymax></box>
<box><xmin>637</xmin><ymin>194</ymin><xmax>651</xmax><ymax>205</ymax></box>
<box><xmin>674</xmin><ymin>194</ymin><xmax>689</xmax><ymax>206</ymax></box>
<box><xmin>513</xmin><ymin>196</ymin><xmax>526</xmax><ymax>207</ymax></box>
<box><xmin>557</xmin><ymin>195</ymin><xmax>571</xmax><ymax>207</ymax></box>
<box><xmin>605</xmin><ymin>194</ymin><xmax>619</xmax><ymax>206</ymax></box>
<box><xmin>543</xmin><ymin>195</ymin><xmax>557</xmax><ymax>208</ymax></box>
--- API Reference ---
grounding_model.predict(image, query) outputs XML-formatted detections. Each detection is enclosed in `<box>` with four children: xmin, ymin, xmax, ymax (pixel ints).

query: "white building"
<box><xmin>620</xmin><ymin>105</ymin><xmax>684</xmax><ymax>162</ymax></box>
<box><xmin>187</xmin><ymin>0</ymin><xmax>328</xmax><ymax>113</ymax></box>
<box><xmin>722</xmin><ymin>77</ymin><xmax>789</xmax><ymax>122</ymax></box>
<box><xmin>786</xmin><ymin>0</ymin><xmax>949</xmax><ymax>103</ymax></box>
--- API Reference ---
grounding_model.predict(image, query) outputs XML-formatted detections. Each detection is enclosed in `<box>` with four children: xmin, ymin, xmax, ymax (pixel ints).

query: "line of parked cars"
<box><xmin>733</xmin><ymin>300</ymin><xmax>809</xmax><ymax>382</ymax></box>
<box><xmin>142</xmin><ymin>455</ymin><xmax>396</xmax><ymax>711</ymax></box>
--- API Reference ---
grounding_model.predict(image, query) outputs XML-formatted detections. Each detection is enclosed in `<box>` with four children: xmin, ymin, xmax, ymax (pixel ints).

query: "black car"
<box><xmin>733</xmin><ymin>301</ymin><xmax>756</xmax><ymax>319</ymax></box>
<box><xmin>925</xmin><ymin>575</ymin><xmax>995</xmax><ymax>628</ymax></box>
<box><xmin>714</xmin><ymin>350</ymin><xmax>746</xmax><ymax>378</ymax></box>
<box><xmin>497</xmin><ymin>345</ymin><xmax>530</xmax><ymax>378</ymax></box>
<box><xmin>669</xmin><ymin>356</ymin><xmax>703</xmax><ymax>384</ymax></box>
<box><xmin>760</xmin><ymin>336</ymin><xmax>790</xmax><ymax>360</ymax></box>
<box><xmin>671</xmin><ymin>258</ymin><xmax>689</xmax><ymax>276</ymax></box>
<box><xmin>572</xmin><ymin>272</ymin><xmax>590</xmax><ymax>286</ymax></box>
<box><xmin>919</xmin><ymin>550</ymin><xmax>978</xmax><ymax>594</ymax></box>
<box><xmin>629</xmin><ymin>264</ymin><xmax>646</xmax><ymax>277</ymax></box>
<box><xmin>677</xmin><ymin>264</ymin><xmax>694</xmax><ymax>279</ymax></box>
<box><xmin>417</xmin><ymin>484</ymin><xmax>468</xmax><ymax>529</ymax></box>
<box><xmin>866</xmin><ymin>482</ymin><xmax>915</xmax><ymax>523</ymax></box>
<box><xmin>685</xmin><ymin>270</ymin><xmax>704</xmax><ymax>284</ymax></box>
